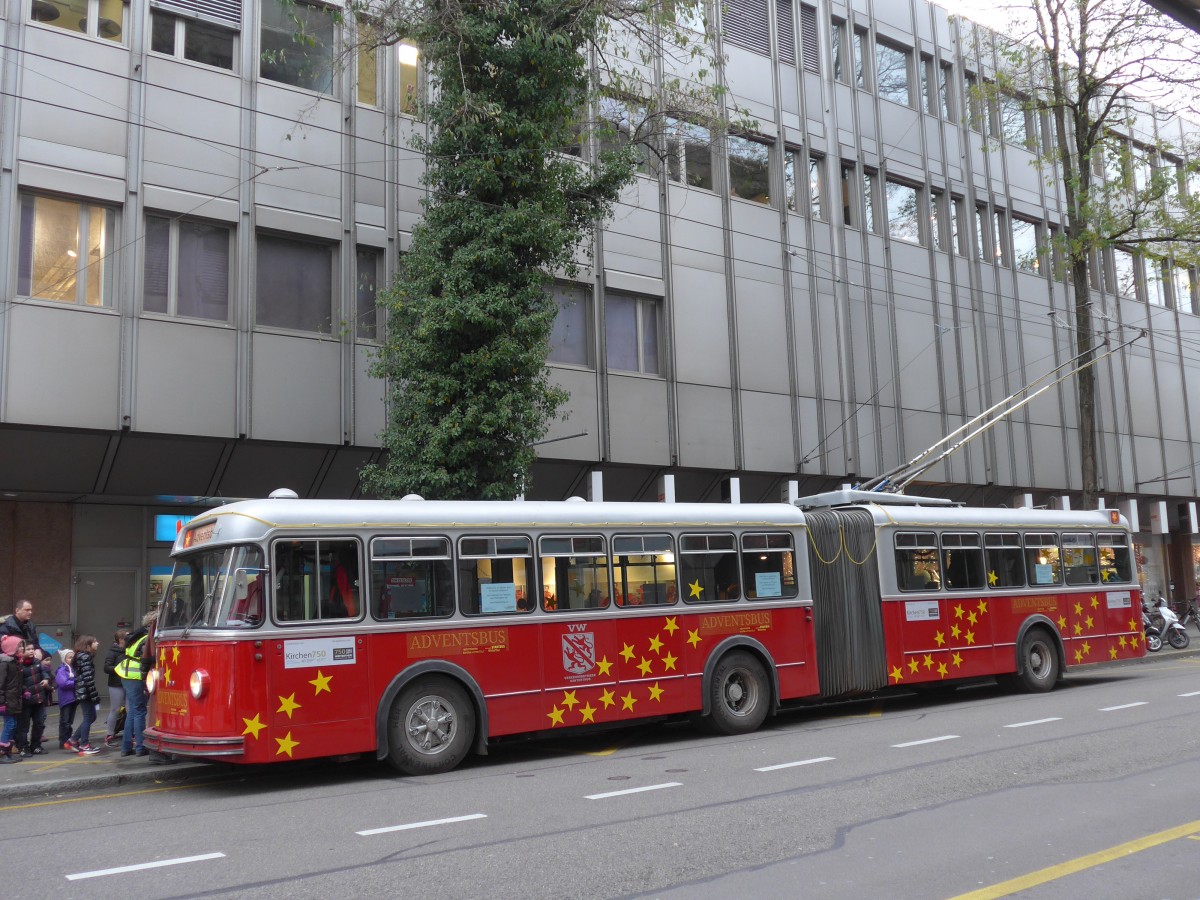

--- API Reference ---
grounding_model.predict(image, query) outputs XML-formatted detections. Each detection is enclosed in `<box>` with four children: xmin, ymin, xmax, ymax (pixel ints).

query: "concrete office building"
<box><xmin>0</xmin><ymin>0</ymin><xmax>1197</xmax><ymax>640</ymax></box>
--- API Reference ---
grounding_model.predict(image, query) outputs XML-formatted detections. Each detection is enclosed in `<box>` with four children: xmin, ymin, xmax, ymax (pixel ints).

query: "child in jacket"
<box><xmin>70</xmin><ymin>636</ymin><xmax>102</xmax><ymax>755</ymax></box>
<box><xmin>14</xmin><ymin>641</ymin><xmax>50</xmax><ymax>755</ymax></box>
<box><xmin>55</xmin><ymin>649</ymin><xmax>77</xmax><ymax>750</ymax></box>
<box><xmin>0</xmin><ymin>635</ymin><xmax>25</xmax><ymax>762</ymax></box>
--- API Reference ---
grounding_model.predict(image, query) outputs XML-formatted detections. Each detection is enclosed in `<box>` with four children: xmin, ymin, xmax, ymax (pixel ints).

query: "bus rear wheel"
<box><xmin>1015</xmin><ymin>627</ymin><xmax>1058</xmax><ymax>693</ymax></box>
<box><xmin>705</xmin><ymin>651</ymin><xmax>770</xmax><ymax>735</ymax></box>
<box><xmin>387</xmin><ymin>677</ymin><xmax>476</xmax><ymax>775</ymax></box>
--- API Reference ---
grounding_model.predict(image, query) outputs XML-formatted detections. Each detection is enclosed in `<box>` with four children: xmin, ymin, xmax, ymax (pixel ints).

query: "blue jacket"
<box><xmin>55</xmin><ymin>663</ymin><xmax>76</xmax><ymax>706</ymax></box>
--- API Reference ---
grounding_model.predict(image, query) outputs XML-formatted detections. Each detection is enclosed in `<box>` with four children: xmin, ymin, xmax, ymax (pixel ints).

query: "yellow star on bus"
<box><xmin>688</xmin><ymin>580</ymin><xmax>703</xmax><ymax>599</ymax></box>
<box><xmin>277</xmin><ymin>693</ymin><xmax>301</xmax><ymax>718</ymax></box>
<box><xmin>1073</xmin><ymin>601</ymin><xmax>1083</xmax><ymax>616</ymax></box>
<box><xmin>599</xmin><ymin>689</ymin><xmax>616</xmax><ymax>708</ymax></box>
<box><xmin>967</xmin><ymin>611</ymin><xmax>978</xmax><ymax>626</ymax></box>
<box><xmin>907</xmin><ymin>658</ymin><xmax>919</xmax><ymax>674</ymax></box>
<box><xmin>1127</xmin><ymin>617</ymin><xmax>1138</xmax><ymax>632</ymax></box>
<box><xmin>889</xmin><ymin>665</ymin><xmax>904</xmax><ymax>683</ymax></box>
<box><xmin>620</xmin><ymin>642</ymin><xmax>636</xmax><ymax>662</ymax></box>
<box><xmin>951</xmin><ymin>624</ymin><xmax>961</xmax><ymax>639</ymax></box>
<box><xmin>1085</xmin><ymin>615</ymin><xmax>1094</xmax><ymax>630</ymax></box>
<box><xmin>977</xmin><ymin>600</ymin><xmax>987</xmax><ymax>615</ymax></box>
<box><xmin>621</xmin><ymin>691</ymin><xmax>637</xmax><ymax>711</ymax></box>
<box><xmin>597</xmin><ymin>656</ymin><xmax>613</xmax><ymax>676</ymax></box>
<box><xmin>648</xmin><ymin>635</ymin><xmax>664</xmax><ymax>654</ymax></box>
<box><xmin>163</xmin><ymin>667</ymin><xmax>172</xmax><ymax>685</ymax></box>
<box><xmin>309</xmin><ymin>670</ymin><xmax>333</xmax><ymax>695</ymax></box>
<box><xmin>648</xmin><ymin>683</ymin><xmax>665</xmax><ymax>702</ymax></box>
<box><xmin>1118</xmin><ymin>635</ymin><xmax>1127</xmax><ymax>648</ymax></box>
<box><xmin>964</xmin><ymin>631</ymin><xmax>975</xmax><ymax>645</ymax></box>
<box><xmin>954</xmin><ymin>604</ymin><xmax>965</xmax><ymax>619</ymax></box>
<box><xmin>1074</xmin><ymin>648</ymin><xmax>1083</xmax><ymax>664</ymax></box>
<box><xmin>923</xmin><ymin>654</ymin><xmax>934</xmax><ymax>670</ymax></box>
<box><xmin>1101</xmin><ymin>569</ymin><xmax>1112</xmax><ymax>582</ymax></box>
<box><xmin>987</xmin><ymin>570</ymin><xmax>998</xmax><ymax>586</ymax></box>
<box><xmin>275</xmin><ymin>731</ymin><xmax>298</xmax><ymax>758</ymax></box>
<box><xmin>547</xmin><ymin>706</ymin><xmax>565</xmax><ymax>726</ymax></box>
<box><xmin>937</xmin><ymin>662</ymin><xmax>948</xmax><ymax>678</ymax></box>
<box><xmin>687</xmin><ymin>629</ymin><xmax>702</xmax><ymax>648</ymax></box>
<box><xmin>1090</xmin><ymin>596</ymin><xmax>1099</xmax><ymax>609</ymax></box>
<box><xmin>580</xmin><ymin>702</ymin><xmax>596</xmax><ymax>723</ymax></box>
<box><xmin>661</xmin><ymin>652</ymin><xmax>678</xmax><ymax>671</ymax></box>
<box><xmin>172</xmin><ymin>646</ymin><xmax>180</xmax><ymax>664</ymax></box>
<box><xmin>158</xmin><ymin>648</ymin><xmax>166</xmax><ymax>666</ymax></box>
<box><xmin>637</xmin><ymin>657</ymin><xmax>653</xmax><ymax>676</ymax></box>
<box><xmin>242</xmin><ymin>714</ymin><xmax>266</xmax><ymax>739</ymax></box>
<box><xmin>1073</xmin><ymin>623</ymin><xmax>1082</xmax><ymax>636</ymax></box>
<box><xmin>663</xmin><ymin>616</ymin><xmax>679</xmax><ymax>635</ymax></box>
<box><xmin>1110</xmin><ymin>646</ymin><xmax>1118</xmax><ymax>660</ymax></box>
<box><xmin>561</xmin><ymin>690</ymin><xmax>579</xmax><ymax>710</ymax></box>
<box><xmin>952</xmin><ymin>652</ymin><xmax>963</xmax><ymax>668</ymax></box>
<box><xmin>934</xmin><ymin>631</ymin><xmax>945</xmax><ymax>647</ymax></box>
<box><xmin>1131</xmin><ymin>635</ymin><xmax>1140</xmax><ymax>649</ymax></box>
<box><xmin>1081</xmin><ymin>641</ymin><xmax>1091</xmax><ymax>656</ymax></box>
<box><xmin>1058</xmin><ymin>615</ymin><xmax>1068</xmax><ymax>630</ymax></box>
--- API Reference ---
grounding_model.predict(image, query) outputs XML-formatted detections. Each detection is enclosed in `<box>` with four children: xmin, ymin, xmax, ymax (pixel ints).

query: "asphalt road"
<box><xmin>6</xmin><ymin>653</ymin><xmax>1200</xmax><ymax>899</ymax></box>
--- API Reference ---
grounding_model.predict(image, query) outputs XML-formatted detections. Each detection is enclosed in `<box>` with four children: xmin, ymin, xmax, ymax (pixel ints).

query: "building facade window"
<box><xmin>355</xmin><ymin>247</ymin><xmax>382</xmax><ymax>339</ymax></box>
<box><xmin>830</xmin><ymin>19</ymin><xmax>846</xmax><ymax>82</ymax></box>
<box><xmin>143</xmin><ymin>215</ymin><xmax>231</xmax><ymax>321</ymax></box>
<box><xmin>255</xmin><ymin>233</ymin><xmax>335</xmax><ymax>332</ymax></box>
<box><xmin>1011</xmin><ymin>217</ymin><xmax>1040</xmax><ymax>274</ymax></box>
<box><xmin>357</xmin><ymin>41</ymin><xmax>379</xmax><ymax>106</ymax></box>
<box><xmin>964</xmin><ymin>72</ymin><xmax>982</xmax><ymax>132</ymax></box>
<box><xmin>776</xmin><ymin>0</ymin><xmax>795</xmax><ymax>66</ymax></box>
<box><xmin>1172</xmin><ymin>263</ymin><xmax>1195</xmax><ymax>313</ymax></box>
<box><xmin>929</xmin><ymin>189</ymin><xmax>945</xmax><ymax>251</ymax></box>
<box><xmin>1145</xmin><ymin>257</ymin><xmax>1168</xmax><ymax>307</ymax></box>
<box><xmin>17</xmin><ymin>193</ymin><xmax>116</xmax><ymax>307</ymax></box>
<box><xmin>605</xmin><ymin>291</ymin><xmax>660</xmax><ymax>375</ymax></box>
<box><xmin>950</xmin><ymin>196</ymin><xmax>965</xmax><ymax>255</ymax></box>
<box><xmin>840</xmin><ymin>162</ymin><xmax>856</xmax><ymax>227</ymax></box>
<box><xmin>939</xmin><ymin>62</ymin><xmax>955</xmax><ymax>121</ymax></box>
<box><xmin>150</xmin><ymin>11</ymin><xmax>235</xmax><ymax>69</ymax></box>
<box><xmin>974</xmin><ymin>204</ymin><xmax>988</xmax><ymax>260</ymax></box>
<box><xmin>993</xmin><ymin>210</ymin><xmax>1008</xmax><ymax>265</ymax></box>
<box><xmin>1112</xmin><ymin>248</ymin><xmax>1137</xmax><ymax>299</ymax></box>
<box><xmin>260</xmin><ymin>0</ymin><xmax>334</xmax><ymax>94</ymax></box>
<box><xmin>852</xmin><ymin>27</ymin><xmax>868</xmax><ymax>89</ymax></box>
<box><xmin>997</xmin><ymin>93</ymin><xmax>1030</xmax><ymax>148</ymax></box>
<box><xmin>784</xmin><ymin>148</ymin><xmax>800</xmax><ymax>212</ymax></box>
<box><xmin>598</xmin><ymin>95</ymin><xmax>653</xmax><ymax>176</ymax></box>
<box><xmin>884</xmin><ymin>179</ymin><xmax>920</xmax><ymax>243</ymax></box>
<box><xmin>728</xmin><ymin>135</ymin><xmax>771</xmax><ymax>204</ymax></box>
<box><xmin>875</xmin><ymin>41</ymin><xmax>911</xmax><ymax>106</ymax></box>
<box><xmin>666</xmin><ymin>119</ymin><xmax>713</xmax><ymax>190</ymax></box>
<box><xmin>549</xmin><ymin>282</ymin><xmax>591</xmax><ymax>367</ymax></box>
<box><xmin>398</xmin><ymin>40</ymin><xmax>421</xmax><ymax>116</ymax></box>
<box><xmin>863</xmin><ymin>170</ymin><xmax>878</xmax><ymax>233</ymax></box>
<box><xmin>799</xmin><ymin>3</ymin><xmax>819</xmax><ymax>72</ymax></box>
<box><xmin>809</xmin><ymin>154</ymin><xmax>825</xmax><ymax>220</ymax></box>
<box><xmin>32</xmin><ymin>0</ymin><xmax>126</xmax><ymax>42</ymax></box>
<box><xmin>722</xmin><ymin>0</ymin><xmax>769</xmax><ymax>55</ymax></box>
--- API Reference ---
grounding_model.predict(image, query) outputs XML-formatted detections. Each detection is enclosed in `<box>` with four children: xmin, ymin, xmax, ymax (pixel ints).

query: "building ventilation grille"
<box><xmin>723</xmin><ymin>0</ymin><xmax>770</xmax><ymax>56</ymax></box>
<box><xmin>800</xmin><ymin>4</ymin><xmax>819</xmax><ymax>72</ymax></box>
<box><xmin>150</xmin><ymin>0</ymin><xmax>241</xmax><ymax>30</ymax></box>
<box><xmin>777</xmin><ymin>0</ymin><xmax>795</xmax><ymax>66</ymax></box>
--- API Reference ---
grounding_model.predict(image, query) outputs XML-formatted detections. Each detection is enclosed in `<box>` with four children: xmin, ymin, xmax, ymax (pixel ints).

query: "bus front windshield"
<box><xmin>160</xmin><ymin>545</ymin><xmax>267</xmax><ymax>630</ymax></box>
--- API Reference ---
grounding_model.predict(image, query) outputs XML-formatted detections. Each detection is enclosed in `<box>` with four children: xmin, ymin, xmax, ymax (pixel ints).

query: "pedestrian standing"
<box><xmin>14</xmin><ymin>639</ymin><xmax>50</xmax><ymax>755</ymax></box>
<box><xmin>55</xmin><ymin>649</ymin><xmax>77</xmax><ymax>749</ymax></box>
<box><xmin>1</xmin><ymin>599</ymin><xmax>46</xmax><ymax>661</ymax></box>
<box><xmin>102</xmin><ymin>628</ymin><xmax>128</xmax><ymax>748</ymax></box>
<box><xmin>0</xmin><ymin>635</ymin><xmax>24</xmax><ymax>763</ymax></box>
<box><xmin>117</xmin><ymin>611</ymin><xmax>156</xmax><ymax>758</ymax></box>
<box><xmin>70</xmin><ymin>635</ymin><xmax>102</xmax><ymax>755</ymax></box>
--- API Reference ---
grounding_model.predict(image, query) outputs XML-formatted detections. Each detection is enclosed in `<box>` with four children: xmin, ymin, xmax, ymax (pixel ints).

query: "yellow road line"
<box><xmin>0</xmin><ymin>781</ymin><xmax>208</xmax><ymax>812</ymax></box>
<box><xmin>951</xmin><ymin>819</ymin><xmax>1200</xmax><ymax>899</ymax></box>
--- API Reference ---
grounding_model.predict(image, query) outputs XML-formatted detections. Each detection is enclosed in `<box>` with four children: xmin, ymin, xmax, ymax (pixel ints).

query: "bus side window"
<box><xmin>741</xmin><ymin>533</ymin><xmax>799</xmax><ymax>600</ymax></box>
<box><xmin>895</xmin><ymin>532</ymin><xmax>940</xmax><ymax>591</ymax></box>
<box><xmin>984</xmin><ymin>532</ymin><xmax>1025</xmax><ymax>588</ymax></box>
<box><xmin>370</xmin><ymin>537</ymin><xmax>455</xmax><ymax>619</ymax></box>
<box><xmin>538</xmin><ymin>535</ymin><xmax>609</xmax><ymax>611</ymax></box>
<box><xmin>272</xmin><ymin>539</ymin><xmax>361</xmax><ymax>623</ymax></box>
<box><xmin>679</xmin><ymin>534</ymin><xmax>739</xmax><ymax>603</ymax></box>
<box><xmin>941</xmin><ymin>532</ymin><xmax>984</xmax><ymax>590</ymax></box>
<box><xmin>1062</xmin><ymin>532</ymin><xmax>1099</xmax><ymax>586</ymax></box>
<box><xmin>457</xmin><ymin>536</ymin><xmax>535</xmax><ymax>616</ymax></box>
<box><xmin>1098</xmin><ymin>533</ymin><xmax>1133</xmax><ymax>583</ymax></box>
<box><xmin>612</xmin><ymin>534</ymin><xmax>676</xmax><ymax>607</ymax></box>
<box><xmin>1024</xmin><ymin>532</ymin><xmax>1062</xmax><ymax>586</ymax></box>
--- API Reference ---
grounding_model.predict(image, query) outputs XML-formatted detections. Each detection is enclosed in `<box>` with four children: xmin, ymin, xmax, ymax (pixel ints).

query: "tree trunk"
<box><xmin>1070</xmin><ymin>259</ymin><xmax>1098</xmax><ymax>508</ymax></box>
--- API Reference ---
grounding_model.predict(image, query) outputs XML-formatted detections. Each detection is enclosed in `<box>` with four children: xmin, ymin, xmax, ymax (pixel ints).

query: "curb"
<box><xmin>2</xmin><ymin>761</ymin><xmax>225</xmax><ymax>803</ymax></box>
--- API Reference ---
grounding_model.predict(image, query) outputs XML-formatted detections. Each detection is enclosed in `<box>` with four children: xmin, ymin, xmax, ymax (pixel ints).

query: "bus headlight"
<box><xmin>145</xmin><ymin>669</ymin><xmax>160</xmax><ymax>694</ymax></box>
<box><xmin>190</xmin><ymin>669</ymin><xmax>210</xmax><ymax>700</ymax></box>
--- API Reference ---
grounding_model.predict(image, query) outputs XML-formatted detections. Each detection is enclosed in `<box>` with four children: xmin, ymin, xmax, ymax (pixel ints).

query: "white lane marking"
<box><xmin>66</xmin><ymin>853</ymin><xmax>225</xmax><ymax>881</ymax></box>
<box><xmin>755</xmin><ymin>756</ymin><xmax>836</xmax><ymax>772</ymax></box>
<box><xmin>357</xmin><ymin>813</ymin><xmax>487</xmax><ymax>836</ymax></box>
<box><xmin>1180</xmin><ymin>691</ymin><xmax>1200</xmax><ymax>697</ymax></box>
<box><xmin>1099</xmin><ymin>702</ymin><xmax>1148</xmax><ymax>711</ymax></box>
<box><xmin>892</xmin><ymin>735</ymin><xmax>959</xmax><ymax>748</ymax></box>
<box><xmin>1004</xmin><ymin>717</ymin><xmax>1063</xmax><ymax>728</ymax></box>
<box><xmin>585</xmin><ymin>782</ymin><xmax>682</xmax><ymax>800</ymax></box>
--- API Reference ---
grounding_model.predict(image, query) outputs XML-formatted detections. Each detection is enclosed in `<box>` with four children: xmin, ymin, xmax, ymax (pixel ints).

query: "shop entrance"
<box><xmin>73</xmin><ymin>569</ymin><xmax>138</xmax><ymax>647</ymax></box>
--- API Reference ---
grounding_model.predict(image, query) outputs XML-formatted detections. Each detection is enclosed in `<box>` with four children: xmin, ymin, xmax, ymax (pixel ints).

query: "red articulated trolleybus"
<box><xmin>144</xmin><ymin>488</ymin><xmax>1143</xmax><ymax>774</ymax></box>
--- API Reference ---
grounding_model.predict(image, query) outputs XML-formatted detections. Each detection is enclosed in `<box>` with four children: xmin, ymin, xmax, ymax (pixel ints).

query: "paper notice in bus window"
<box><xmin>905</xmin><ymin>601</ymin><xmax>940</xmax><ymax>622</ymax></box>
<box><xmin>1033</xmin><ymin>564</ymin><xmax>1054</xmax><ymax>584</ymax></box>
<box><xmin>755</xmin><ymin>572</ymin><xmax>782</xmax><ymax>598</ymax></box>
<box><xmin>1106</xmin><ymin>591</ymin><xmax>1132</xmax><ymax>609</ymax></box>
<box><xmin>284</xmin><ymin>636</ymin><xmax>356</xmax><ymax>669</ymax></box>
<box><xmin>481</xmin><ymin>582</ymin><xmax>517</xmax><ymax>613</ymax></box>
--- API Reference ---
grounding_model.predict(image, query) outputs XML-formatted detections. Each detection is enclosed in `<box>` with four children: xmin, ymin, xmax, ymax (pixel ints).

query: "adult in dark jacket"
<box><xmin>102</xmin><ymin>629</ymin><xmax>128</xmax><ymax>747</ymax></box>
<box><xmin>70</xmin><ymin>635</ymin><xmax>103</xmax><ymax>754</ymax></box>
<box><xmin>1</xmin><ymin>599</ymin><xmax>45</xmax><ymax>661</ymax></box>
<box><xmin>0</xmin><ymin>634</ymin><xmax>25</xmax><ymax>762</ymax></box>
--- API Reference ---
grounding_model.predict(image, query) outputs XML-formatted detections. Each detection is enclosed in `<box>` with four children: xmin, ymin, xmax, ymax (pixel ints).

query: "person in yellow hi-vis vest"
<box><xmin>115</xmin><ymin>609</ymin><xmax>156</xmax><ymax>757</ymax></box>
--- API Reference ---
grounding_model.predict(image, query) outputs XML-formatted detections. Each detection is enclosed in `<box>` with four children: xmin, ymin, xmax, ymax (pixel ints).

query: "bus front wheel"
<box><xmin>705</xmin><ymin>651</ymin><xmax>770</xmax><ymax>735</ymax></box>
<box><xmin>387</xmin><ymin>677</ymin><xmax>476</xmax><ymax>775</ymax></box>
<box><xmin>1015</xmin><ymin>627</ymin><xmax>1059</xmax><ymax>693</ymax></box>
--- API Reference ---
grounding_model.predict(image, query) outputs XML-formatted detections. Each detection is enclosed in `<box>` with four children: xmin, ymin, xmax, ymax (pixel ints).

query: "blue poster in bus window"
<box><xmin>1034</xmin><ymin>563</ymin><xmax>1054</xmax><ymax>585</ymax></box>
<box><xmin>755</xmin><ymin>572</ymin><xmax>782</xmax><ymax>598</ymax></box>
<box><xmin>155</xmin><ymin>514</ymin><xmax>195</xmax><ymax>543</ymax></box>
<box><xmin>481</xmin><ymin>582</ymin><xmax>517</xmax><ymax>613</ymax></box>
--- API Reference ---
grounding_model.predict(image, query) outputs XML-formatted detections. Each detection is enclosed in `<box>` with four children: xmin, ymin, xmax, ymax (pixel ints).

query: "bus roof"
<box><xmin>172</xmin><ymin>497</ymin><xmax>811</xmax><ymax>554</ymax></box>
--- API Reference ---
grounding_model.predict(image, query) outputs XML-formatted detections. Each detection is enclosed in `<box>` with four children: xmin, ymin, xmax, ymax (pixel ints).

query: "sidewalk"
<box><xmin>1</xmin><ymin>706</ymin><xmax>224</xmax><ymax>804</ymax></box>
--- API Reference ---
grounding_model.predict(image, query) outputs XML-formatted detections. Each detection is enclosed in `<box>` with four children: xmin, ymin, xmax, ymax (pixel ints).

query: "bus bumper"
<box><xmin>144</xmin><ymin>727</ymin><xmax>246</xmax><ymax>758</ymax></box>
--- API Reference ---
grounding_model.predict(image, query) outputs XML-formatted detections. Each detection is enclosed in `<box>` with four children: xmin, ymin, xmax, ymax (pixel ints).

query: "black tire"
<box><xmin>1147</xmin><ymin>631</ymin><xmax>1162</xmax><ymax>652</ymax></box>
<box><xmin>386</xmin><ymin>677</ymin><xmax>476</xmax><ymax>776</ymax></box>
<box><xmin>1168</xmin><ymin>627</ymin><xmax>1190</xmax><ymax>650</ymax></box>
<box><xmin>705</xmin><ymin>651</ymin><xmax>770</xmax><ymax>735</ymax></box>
<box><xmin>1015</xmin><ymin>627</ymin><xmax>1059</xmax><ymax>693</ymax></box>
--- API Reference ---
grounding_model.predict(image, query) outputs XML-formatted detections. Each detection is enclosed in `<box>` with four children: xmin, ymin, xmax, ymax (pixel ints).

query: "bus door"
<box><xmin>268</xmin><ymin>538</ymin><xmax>372</xmax><ymax>759</ymax></box>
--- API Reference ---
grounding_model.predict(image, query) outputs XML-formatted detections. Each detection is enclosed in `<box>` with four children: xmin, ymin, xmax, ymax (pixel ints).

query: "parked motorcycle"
<box><xmin>1159</xmin><ymin>603</ymin><xmax>1191</xmax><ymax>649</ymax></box>
<box><xmin>1144</xmin><ymin>607</ymin><xmax>1163</xmax><ymax>652</ymax></box>
<box><xmin>1180</xmin><ymin>599</ymin><xmax>1200</xmax><ymax>636</ymax></box>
